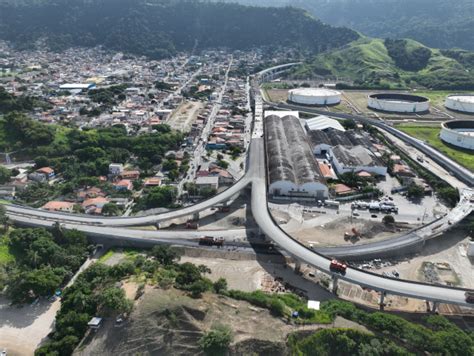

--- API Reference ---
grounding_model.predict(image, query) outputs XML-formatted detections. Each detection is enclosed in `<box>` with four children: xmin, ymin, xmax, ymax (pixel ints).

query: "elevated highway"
<box><xmin>5</xmin><ymin>176</ymin><xmax>251</xmax><ymax>227</ymax></box>
<box><xmin>248</xmin><ymin>137</ymin><xmax>472</xmax><ymax>307</ymax></box>
<box><xmin>2</xmin><ymin>63</ymin><xmax>473</xmax><ymax>307</ymax></box>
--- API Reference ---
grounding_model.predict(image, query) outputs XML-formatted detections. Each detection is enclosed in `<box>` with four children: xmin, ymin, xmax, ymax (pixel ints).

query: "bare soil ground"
<box><xmin>0</xmin><ymin>296</ymin><xmax>60</xmax><ymax>356</ymax></box>
<box><xmin>280</xmin><ymin>214</ymin><xmax>403</xmax><ymax>248</ymax></box>
<box><xmin>74</xmin><ymin>287</ymin><xmax>362</xmax><ymax>356</ymax></box>
<box><xmin>167</xmin><ymin>101</ymin><xmax>204</xmax><ymax>132</ymax></box>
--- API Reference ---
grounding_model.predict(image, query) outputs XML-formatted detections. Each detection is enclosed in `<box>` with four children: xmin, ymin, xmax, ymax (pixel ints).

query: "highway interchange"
<box><xmin>4</xmin><ymin>63</ymin><xmax>474</xmax><ymax>307</ymax></box>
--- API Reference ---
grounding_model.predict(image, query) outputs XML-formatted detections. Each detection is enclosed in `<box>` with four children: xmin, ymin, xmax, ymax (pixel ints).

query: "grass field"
<box><xmin>397</xmin><ymin>124</ymin><xmax>474</xmax><ymax>172</ymax></box>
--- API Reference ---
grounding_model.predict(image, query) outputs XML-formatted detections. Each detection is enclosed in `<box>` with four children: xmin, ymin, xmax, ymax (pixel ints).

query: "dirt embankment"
<box><xmin>75</xmin><ymin>288</ymin><xmax>293</xmax><ymax>356</ymax></box>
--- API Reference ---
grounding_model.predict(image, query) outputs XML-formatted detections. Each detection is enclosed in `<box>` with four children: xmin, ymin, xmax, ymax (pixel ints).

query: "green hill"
<box><xmin>214</xmin><ymin>0</ymin><xmax>474</xmax><ymax>52</ymax></box>
<box><xmin>292</xmin><ymin>38</ymin><xmax>474</xmax><ymax>90</ymax></box>
<box><xmin>0</xmin><ymin>0</ymin><xmax>358</xmax><ymax>59</ymax></box>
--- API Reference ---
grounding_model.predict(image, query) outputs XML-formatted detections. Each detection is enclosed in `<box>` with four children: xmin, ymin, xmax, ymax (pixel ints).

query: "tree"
<box><xmin>407</xmin><ymin>183</ymin><xmax>424</xmax><ymax>198</ymax></box>
<box><xmin>0</xmin><ymin>204</ymin><xmax>9</xmax><ymax>231</ymax></box>
<box><xmin>102</xmin><ymin>203</ymin><xmax>120</xmax><ymax>216</ymax></box>
<box><xmin>213</xmin><ymin>278</ymin><xmax>228</xmax><ymax>294</ymax></box>
<box><xmin>0</xmin><ymin>166</ymin><xmax>11</xmax><ymax>184</ymax></box>
<box><xmin>97</xmin><ymin>287</ymin><xmax>132</xmax><ymax>316</ymax></box>
<box><xmin>34</xmin><ymin>156</ymin><xmax>50</xmax><ymax>169</ymax></box>
<box><xmin>189</xmin><ymin>279</ymin><xmax>212</xmax><ymax>298</ymax></box>
<box><xmin>149</xmin><ymin>245</ymin><xmax>180</xmax><ymax>266</ymax></box>
<box><xmin>382</xmin><ymin>215</ymin><xmax>395</xmax><ymax>225</ymax></box>
<box><xmin>175</xmin><ymin>262</ymin><xmax>202</xmax><ymax>286</ymax></box>
<box><xmin>142</xmin><ymin>185</ymin><xmax>177</xmax><ymax>209</ymax></box>
<box><xmin>217</xmin><ymin>160</ymin><xmax>229</xmax><ymax>169</ymax></box>
<box><xmin>198</xmin><ymin>324</ymin><xmax>233</xmax><ymax>355</ymax></box>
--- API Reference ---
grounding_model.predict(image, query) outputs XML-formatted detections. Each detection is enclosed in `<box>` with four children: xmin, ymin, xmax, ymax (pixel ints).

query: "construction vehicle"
<box><xmin>329</xmin><ymin>259</ymin><xmax>347</xmax><ymax>274</ymax></box>
<box><xmin>199</xmin><ymin>236</ymin><xmax>224</xmax><ymax>247</ymax></box>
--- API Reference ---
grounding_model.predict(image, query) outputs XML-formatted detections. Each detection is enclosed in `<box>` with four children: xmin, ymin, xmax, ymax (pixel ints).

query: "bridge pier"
<box><xmin>379</xmin><ymin>291</ymin><xmax>386</xmax><ymax>311</ymax></box>
<box><xmin>332</xmin><ymin>275</ymin><xmax>339</xmax><ymax>295</ymax></box>
<box><xmin>295</xmin><ymin>261</ymin><xmax>302</xmax><ymax>275</ymax></box>
<box><xmin>193</xmin><ymin>212</ymin><xmax>199</xmax><ymax>221</ymax></box>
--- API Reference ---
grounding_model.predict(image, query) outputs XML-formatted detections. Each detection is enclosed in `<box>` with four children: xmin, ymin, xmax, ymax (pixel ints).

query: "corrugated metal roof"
<box><xmin>305</xmin><ymin>115</ymin><xmax>345</xmax><ymax>132</ymax></box>
<box><xmin>265</xmin><ymin>115</ymin><xmax>323</xmax><ymax>186</ymax></box>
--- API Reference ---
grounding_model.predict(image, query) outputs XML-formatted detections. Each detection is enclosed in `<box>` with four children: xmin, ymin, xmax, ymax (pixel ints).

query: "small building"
<box><xmin>332</xmin><ymin>183</ymin><xmax>355</xmax><ymax>196</ymax></box>
<box><xmin>195</xmin><ymin>176</ymin><xmax>219</xmax><ymax>190</ymax></box>
<box><xmin>41</xmin><ymin>201</ymin><xmax>74</xmax><ymax>212</ymax></box>
<box><xmin>114</xmin><ymin>179</ymin><xmax>133</xmax><ymax>191</ymax></box>
<box><xmin>109</xmin><ymin>163</ymin><xmax>124</xmax><ymax>175</ymax></box>
<box><xmin>144</xmin><ymin>177</ymin><xmax>162</xmax><ymax>187</ymax></box>
<box><xmin>60</xmin><ymin>83</ymin><xmax>96</xmax><ymax>91</ymax></box>
<box><xmin>120</xmin><ymin>170</ymin><xmax>140</xmax><ymax>180</ymax></box>
<box><xmin>209</xmin><ymin>167</ymin><xmax>234</xmax><ymax>185</ymax></box>
<box><xmin>82</xmin><ymin>197</ymin><xmax>110</xmax><ymax>215</ymax></box>
<box><xmin>36</xmin><ymin>167</ymin><xmax>55</xmax><ymax>179</ymax></box>
<box><xmin>28</xmin><ymin>172</ymin><xmax>47</xmax><ymax>183</ymax></box>
<box><xmin>0</xmin><ymin>185</ymin><xmax>15</xmax><ymax>200</ymax></box>
<box><xmin>393</xmin><ymin>164</ymin><xmax>415</xmax><ymax>178</ymax></box>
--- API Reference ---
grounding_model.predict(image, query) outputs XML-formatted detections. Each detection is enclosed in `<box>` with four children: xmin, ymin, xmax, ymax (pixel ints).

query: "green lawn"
<box><xmin>398</xmin><ymin>124</ymin><xmax>474</xmax><ymax>172</ymax></box>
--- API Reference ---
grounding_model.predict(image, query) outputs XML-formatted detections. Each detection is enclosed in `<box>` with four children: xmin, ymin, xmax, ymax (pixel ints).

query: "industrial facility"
<box><xmin>445</xmin><ymin>94</ymin><xmax>474</xmax><ymax>114</ymax></box>
<box><xmin>368</xmin><ymin>93</ymin><xmax>430</xmax><ymax>113</ymax></box>
<box><xmin>440</xmin><ymin>120</ymin><xmax>474</xmax><ymax>151</ymax></box>
<box><xmin>308</xmin><ymin>129</ymin><xmax>387</xmax><ymax>177</ymax></box>
<box><xmin>265</xmin><ymin>114</ymin><xmax>328</xmax><ymax>200</ymax></box>
<box><xmin>288</xmin><ymin>88</ymin><xmax>342</xmax><ymax>106</ymax></box>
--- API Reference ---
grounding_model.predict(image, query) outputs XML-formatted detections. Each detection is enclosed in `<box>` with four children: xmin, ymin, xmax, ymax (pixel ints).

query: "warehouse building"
<box><xmin>265</xmin><ymin>114</ymin><xmax>328</xmax><ymax>200</ymax></box>
<box><xmin>309</xmin><ymin>129</ymin><xmax>387</xmax><ymax>176</ymax></box>
<box><xmin>305</xmin><ymin>115</ymin><xmax>345</xmax><ymax>132</ymax></box>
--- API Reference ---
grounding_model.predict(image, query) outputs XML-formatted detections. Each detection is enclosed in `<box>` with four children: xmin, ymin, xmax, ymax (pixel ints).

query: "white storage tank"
<box><xmin>445</xmin><ymin>94</ymin><xmax>474</xmax><ymax>114</ymax></box>
<box><xmin>440</xmin><ymin>120</ymin><xmax>474</xmax><ymax>151</ymax></box>
<box><xmin>288</xmin><ymin>88</ymin><xmax>341</xmax><ymax>106</ymax></box>
<box><xmin>368</xmin><ymin>93</ymin><xmax>430</xmax><ymax>113</ymax></box>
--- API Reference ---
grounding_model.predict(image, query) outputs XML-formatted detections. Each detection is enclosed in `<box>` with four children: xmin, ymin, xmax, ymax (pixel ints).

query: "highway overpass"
<box><xmin>3</xmin><ymin>63</ymin><xmax>473</xmax><ymax>308</ymax></box>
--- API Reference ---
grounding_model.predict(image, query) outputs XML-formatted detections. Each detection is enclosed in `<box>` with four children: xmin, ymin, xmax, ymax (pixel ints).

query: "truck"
<box><xmin>199</xmin><ymin>236</ymin><xmax>224</xmax><ymax>247</ymax></box>
<box><xmin>186</xmin><ymin>220</ymin><xmax>199</xmax><ymax>229</ymax></box>
<box><xmin>466</xmin><ymin>291</ymin><xmax>474</xmax><ymax>304</ymax></box>
<box><xmin>325</xmin><ymin>200</ymin><xmax>340</xmax><ymax>208</ymax></box>
<box><xmin>329</xmin><ymin>259</ymin><xmax>347</xmax><ymax>274</ymax></box>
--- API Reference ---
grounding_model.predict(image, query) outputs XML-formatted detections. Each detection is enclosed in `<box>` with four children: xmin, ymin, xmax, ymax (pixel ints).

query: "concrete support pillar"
<box><xmin>155</xmin><ymin>222</ymin><xmax>161</xmax><ymax>230</ymax></box>
<box><xmin>432</xmin><ymin>301</ymin><xmax>439</xmax><ymax>313</ymax></box>
<box><xmin>295</xmin><ymin>261</ymin><xmax>302</xmax><ymax>275</ymax></box>
<box><xmin>332</xmin><ymin>275</ymin><xmax>339</xmax><ymax>295</ymax></box>
<box><xmin>379</xmin><ymin>291</ymin><xmax>386</xmax><ymax>311</ymax></box>
<box><xmin>193</xmin><ymin>212</ymin><xmax>199</xmax><ymax>221</ymax></box>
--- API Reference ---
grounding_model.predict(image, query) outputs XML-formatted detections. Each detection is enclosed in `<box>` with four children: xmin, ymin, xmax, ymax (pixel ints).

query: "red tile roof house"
<box><xmin>41</xmin><ymin>201</ymin><xmax>74</xmax><ymax>212</ymax></box>
<box><xmin>36</xmin><ymin>167</ymin><xmax>55</xmax><ymax>179</ymax></box>
<box><xmin>114</xmin><ymin>179</ymin><xmax>133</xmax><ymax>191</ymax></box>
<box><xmin>120</xmin><ymin>170</ymin><xmax>141</xmax><ymax>180</ymax></box>
<box><xmin>82</xmin><ymin>197</ymin><xmax>110</xmax><ymax>215</ymax></box>
<box><xmin>332</xmin><ymin>183</ymin><xmax>356</xmax><ymax>196</ymax></box>
<box><xmin>76</xmin><ymin>187</ymin><xmax>106</xmax><ymax>202</ymax></box>
<box><xmin>209</xmin><ymin>167</ymin><xmax>234</xmax><ymax>185</ymax></box>
<box><xmin>144</xmin><ymin>177</ymin><xmax>162</xmax><ymax>187</ymax></box>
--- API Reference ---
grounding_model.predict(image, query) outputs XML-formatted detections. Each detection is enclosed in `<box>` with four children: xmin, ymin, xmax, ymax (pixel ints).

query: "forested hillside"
<box><xmin>292</xmin><ymin>38</ymin><xmax>474</xmax><ymax>90</ymax></box>
<box><xmin>0</xmin><ymin>0</ymin><xmax>358</xmax><ymax>58</ymax></box>
<box><xmin>217</xmin><ymin>0</ymin><xmax>474</xmax><ymax>51</ymax></box>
